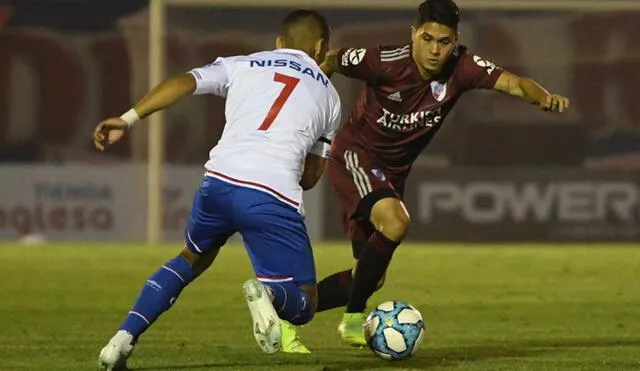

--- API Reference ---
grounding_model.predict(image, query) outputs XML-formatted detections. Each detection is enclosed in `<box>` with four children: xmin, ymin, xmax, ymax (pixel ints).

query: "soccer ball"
<box><xmin>364</xmin><ymin>300</ymin><xmax>425</xmax><ymax>360</ymax></box>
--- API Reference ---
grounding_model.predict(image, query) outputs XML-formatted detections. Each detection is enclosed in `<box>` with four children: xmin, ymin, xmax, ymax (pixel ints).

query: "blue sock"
<box><xmin>120</xmin><ymin>256</ymin><xmax>196</xmax><ymax>339</ymax></box>
<box><xmin>263</xmin><ymin>281</ymin><xmax>314</xmax><ymax>326</ymax></box>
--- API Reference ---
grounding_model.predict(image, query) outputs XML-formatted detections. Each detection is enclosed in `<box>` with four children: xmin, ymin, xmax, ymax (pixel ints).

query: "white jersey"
<box><xmin>188</xmin><ymin>49</ymin><xmax>341</xmax><ymax>213</ymax></box>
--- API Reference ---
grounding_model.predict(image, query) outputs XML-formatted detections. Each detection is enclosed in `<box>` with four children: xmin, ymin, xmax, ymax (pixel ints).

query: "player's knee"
<box><xmin>288</xmin><ymin>310</ymin><xmax>314</xmax><ymax>326</ymax></box>
<box><xmin>178</xmin><ymin>247</ymin><xmax>219</xmax><ymax>276</ymax></box>
<box><xmin>263</xmin><ymin>282</ymin><xmax>315</xmax><ymax>326</ymax></box>
<box><xmin>371</xmin><ymin>205</ymin><xmax>410</xmax><ymax>243</ymax></box>
<box><xmin>370</xmin><ymin>198</ymin><xmax>411</xmax><ymax>242</ymax></box>
<box><xmin>299</xmin><ymin>283</ymin><xmax>318</xmax><ymax>313</ymax></box>
<box><xmin>290</xmin><ymin>284</ymin><xmax>317</xmax><ymax>326</ymax></box>
<box><xmin>179</xmin><ymin>247</ymin><xmax>199</xmax><ymax>266</ymax></box>
<box><xmin>382</xmin><ymin>216</ymin><xmax>410</xmax><ymax>242</ymax></box>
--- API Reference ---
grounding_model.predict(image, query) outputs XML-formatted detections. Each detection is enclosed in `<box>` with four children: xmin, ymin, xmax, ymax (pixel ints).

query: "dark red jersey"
<box><xmin>332</xmin><ymin>44</ymin><xmax>503</xmax><ymax>177</ymax></box>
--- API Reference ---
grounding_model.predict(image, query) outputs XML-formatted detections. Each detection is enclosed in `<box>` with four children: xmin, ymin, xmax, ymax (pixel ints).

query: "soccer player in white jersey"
<box><xmin>94</xmin><ymin>10</ymin><xmax>340</xmax><ymax>370</ymax></box>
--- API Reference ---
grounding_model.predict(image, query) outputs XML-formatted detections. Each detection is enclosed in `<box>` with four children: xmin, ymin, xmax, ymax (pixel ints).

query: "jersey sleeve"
<box><xmin>335</xmin><ymin>47</ymin><xmax>380</xmax><ymax>84</ymax></box>
<box><xmin>456</xmin><ymin>52</ymin><xmax>504</xmax><ymax>90</ymax></box>
<box><xmin>188</xmin><ymin>57</ymin><xmax>232</xmax><ymax>97</ymax></box>
<box><xmin>310</xmin><ymin>97</ymin><xmax>342</xmax><ymax>158</ymax></box>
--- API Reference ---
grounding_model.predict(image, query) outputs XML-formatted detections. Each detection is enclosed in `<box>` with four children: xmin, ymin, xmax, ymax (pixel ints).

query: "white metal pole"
<box><xmin>147</xmin><ymin>0</ymin><xmax>166</xmax><ymax>244</ymax></box>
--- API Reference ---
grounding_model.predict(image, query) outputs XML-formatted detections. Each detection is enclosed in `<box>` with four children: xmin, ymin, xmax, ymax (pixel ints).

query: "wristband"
<box><xmin>120</xmin><ymin>108</ymin><xmax>140</xmax><ymax>128</ymax></box>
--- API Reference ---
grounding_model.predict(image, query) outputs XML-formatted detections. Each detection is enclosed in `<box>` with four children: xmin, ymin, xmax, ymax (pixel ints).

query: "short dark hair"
<box><xmin>415</xmin><ymin>0</ymin><xmax>460</xmax><ymax>30</ymax></box>
<box><xmin>281</xmin><ymin>9</ymin><xmax>330</xmax><ymax>41</ymax></box>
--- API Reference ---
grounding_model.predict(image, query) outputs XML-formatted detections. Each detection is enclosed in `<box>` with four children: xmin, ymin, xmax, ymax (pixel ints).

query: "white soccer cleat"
<box><xmin>98</xmin><ymin>330</ymin><xmax>135</xmax><ymax>371</ymax></box>
<box><xmin>243</xmin><ymin>279</ymin><xmax>282</xmax><ymax>354</ymax></box>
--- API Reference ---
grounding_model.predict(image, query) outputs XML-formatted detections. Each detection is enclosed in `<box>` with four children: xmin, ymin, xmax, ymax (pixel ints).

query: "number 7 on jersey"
<box><xmin>258</xmin><ymin>73</ymin><xmax>300</xmax><ymax>131</ymax></box>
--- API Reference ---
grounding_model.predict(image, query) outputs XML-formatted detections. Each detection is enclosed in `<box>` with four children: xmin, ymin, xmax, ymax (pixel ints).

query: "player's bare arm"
<box><xmin>93</xmin><ymin>74</ymin><xmax>196</xmax><ymax>151</ymax></box>
<box><xmin>493</xmin><ymin>71</ymin><xmax>570</xmax><ymax>113</ymax></box>
<box><xmin>300</xmin><ymin>153</ymin><xmax>327</xmax><ymax>191</ymax></box>
<box><xmin>319</xmin><ymin>49</ymin><xmax>339</xmax><ymax>77</ymax></box>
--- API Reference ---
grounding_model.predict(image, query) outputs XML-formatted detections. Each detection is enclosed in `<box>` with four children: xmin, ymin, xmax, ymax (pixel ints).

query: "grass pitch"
<box><xmin>0</xmin><ymin>242</ymin><xmax>639</xmax><ymax>370</ymax></box>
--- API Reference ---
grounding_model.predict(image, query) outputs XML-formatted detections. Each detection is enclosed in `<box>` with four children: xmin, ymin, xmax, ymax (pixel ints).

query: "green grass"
<box><xmin>1</xmin><ymin>243</ymin><xmax>639</xmax><ymax>370</ymax></box>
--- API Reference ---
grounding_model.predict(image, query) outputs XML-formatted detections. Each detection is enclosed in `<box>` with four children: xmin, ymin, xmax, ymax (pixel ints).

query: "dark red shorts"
<box><xmin>327</xmin><ymin>145</ymin><xmax>404</xmax><ymax>243</ymax></box>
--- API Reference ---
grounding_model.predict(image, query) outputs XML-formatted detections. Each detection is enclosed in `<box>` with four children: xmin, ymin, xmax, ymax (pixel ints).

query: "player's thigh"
<box><xmin>327</xmin><ymin>148</ymin><xmax>402</xmax><ymax>248</ymax></box>
<box><xmin>185</xmin><ymin>176</ymin><xmax>236</xmax><ymax>256</ymax></box>
<box><xmin>235</xmin><ymin>189</ymin><xmax>316</xmax><ymax>287</ymax></box>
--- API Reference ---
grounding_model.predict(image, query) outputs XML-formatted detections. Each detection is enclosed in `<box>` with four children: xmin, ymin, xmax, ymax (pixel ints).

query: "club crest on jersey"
<box><xmin>430</xmin><ymin>81</ymin><xmax>447</xmax><ymax>102</ymax></box>
<box><xmin>371</xmin><ymin>169</ymin><xmax>387</xmax><ymax>181</ymax></box>
<box><xmin>472</xmin><ymin>55</ymin><xmax>497</xmax><ymax>75</ymax></box>
<box><xmin>376</xmin><ymin>107</ymin><xmax>442</xmax><ymax>132</ymax></box>
<box><xmin>341</xmin><ymin>48</ymin><xmax>366</xmax><ymax>66</ymax></box>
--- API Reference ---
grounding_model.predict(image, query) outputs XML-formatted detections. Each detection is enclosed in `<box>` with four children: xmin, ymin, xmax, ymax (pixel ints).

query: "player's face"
<box><xmin>411</xmin><ymin>22</ymin><xmax>457</xmax><ymax>76</ymax></box>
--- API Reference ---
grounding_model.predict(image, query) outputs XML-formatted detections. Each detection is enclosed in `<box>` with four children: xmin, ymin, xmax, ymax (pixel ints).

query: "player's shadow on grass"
<box><xmin>321</xmin><ymin>337</ymin><xmax>640</xmax><ymax>370</ymax></box>
<box><xmin>523</xmin><ymin>337</ymin><xmax>640</xmax><ymax>349</ymax></box>
<box><xmin>324</xmin><ymin>345</ymin><xmax>550</xmax><ymax>370</ymax></box>
<box><xmin>132</xmin><ymin>345</ymin><xmax>545</xmax><ymax>370</ymax></box>
<box><xmin>133</xmin><ymin>360</ymin><xmax>294</xmax><ymax>370</ymax></box>
<box><xmin>133</xmin><ymin>337</ymin><xmax>640</xmax><ymax>370</ymax></box>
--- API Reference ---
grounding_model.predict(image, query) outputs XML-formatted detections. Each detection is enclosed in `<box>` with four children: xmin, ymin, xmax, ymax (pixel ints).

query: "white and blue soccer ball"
<box><xmin>364</xmin><ymin>300</ymin><xmax>425</xmax><ymax>360</ymax></box>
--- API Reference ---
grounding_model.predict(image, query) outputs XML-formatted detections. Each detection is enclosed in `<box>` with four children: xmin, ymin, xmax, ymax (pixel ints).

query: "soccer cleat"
<box><xmin>243</xmin><ymin>279</ymin><xmax>282</xmax><ymax>354</ymax></box>
<box><xmin>338</xmin><ymin>312</ymin><xmax>368</xmax><ymax>347</ymax></box>
<box><xmin>280</xmin><ymin>321</ymin><xmax>311</xmax><ymax>354</ymax></box>
<box><xmin>98</xmin><ymin>330</ymin><xmax>135</xmax><ymax>371</ymax></box>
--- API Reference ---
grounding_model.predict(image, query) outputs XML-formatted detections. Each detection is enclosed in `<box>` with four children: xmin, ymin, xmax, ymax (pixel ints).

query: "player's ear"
<box><xmin>276</xmin><ymin>36</ymin><xmax>284</xmax><ymax>49</ymax></box>
<box><xmin>411</xmin><ymin>26</ymin><xmax>420</xmax><ymax>40</ymax></box>
<box><xmin>313</xmin><ymin>38</ymin><xmax>328</xmax><ymax>63</ymax></box>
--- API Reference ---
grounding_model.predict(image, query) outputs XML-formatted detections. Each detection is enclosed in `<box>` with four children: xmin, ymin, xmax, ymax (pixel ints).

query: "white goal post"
<box><xmin>145</xmin><ymin>0</ymin><xmax>640</xmax><ymax>243</ymax></box>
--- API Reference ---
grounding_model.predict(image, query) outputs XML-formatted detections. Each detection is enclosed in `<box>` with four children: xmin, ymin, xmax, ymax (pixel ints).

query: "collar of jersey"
<box><xmin>273</xmin><ymin>48</ymin><xmax>319</xmax><ymax>67</ymax></box>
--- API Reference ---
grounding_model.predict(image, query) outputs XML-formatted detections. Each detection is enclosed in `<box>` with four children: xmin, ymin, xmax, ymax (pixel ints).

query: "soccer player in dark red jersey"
<box><xmin>306</xmin><ymin>0</ymin><xmax>570</xmax><ymax>346</ymax></box>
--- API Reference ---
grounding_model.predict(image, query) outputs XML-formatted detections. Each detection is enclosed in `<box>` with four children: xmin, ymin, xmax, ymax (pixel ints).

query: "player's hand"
<box><xmin>540</xmin><ymin>94</ymin><xmax>570</xmax><ymax>113</ymax></box>
<box><xmin>93</xmin><ymin>117</ymin><xmax>129</xmax><ymax>151</ymax></box>
<box><xmin>319</xmin><ymin>49</ymin><xmax>339</xmax><ymax>77</ymax></box>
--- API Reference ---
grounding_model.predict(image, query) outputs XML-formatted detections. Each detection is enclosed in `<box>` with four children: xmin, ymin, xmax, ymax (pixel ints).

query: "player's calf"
<box><xmin>316</xmin><ymin>264</ymin><xmax>385</xmax><ymax>313</ymax></box>
<box><xmin>316</xmin><ymin>268</ymin><xmax>352</xmax><ymax>312</ymax></box>
<box><xmin>118</xmin><ymin>255</ymin><xmax>196</xmax><ymax>340</ymax></box>
<box><xmin>345</xmin><ymin>197</ymin><xmax>407</xmax><ymax>314</ymax></box>
<box><xmin>374</xmin><ymin>272</ymin><xmax>386</xmax><ymax>290</ymax></box>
